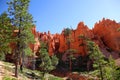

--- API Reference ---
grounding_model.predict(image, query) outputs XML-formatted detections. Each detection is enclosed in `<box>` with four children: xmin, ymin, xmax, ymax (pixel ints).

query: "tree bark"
<box><xmin>15</xmin><ymin>66</ymin><xmax>18</xmax><ymax>77</ymax></box>
<box><xmin>20</xmin><ymin>51</ymin><xmax>25</xmax><ymax>72</ymax></box>
<box><xmin>20</xmin><ymin>64</ymin><xmax>23</xmax><ymax>72</ymax></box>
<box><xmin>15</xmin><ymin>57</ymin><xmax>18</xmax><ymax>77</ymax></box>
<box><xmin>15</xmin><ymin>27</ymin><xmax>20</xmax><ymax>78</ymax></box>
<box><xmin>70</xmin><ymin>58</ymin><xmax>72</xmax><ymax>72</ymax></box>
<box><xmin>99</xmin><ymin>63</ymin><xmax>103</xmax><ymax>80</ymax></box>
<box><xmin>32</xmin><ymin>53</ymin><xmax>36</xmax><ymax>70</ymax></box>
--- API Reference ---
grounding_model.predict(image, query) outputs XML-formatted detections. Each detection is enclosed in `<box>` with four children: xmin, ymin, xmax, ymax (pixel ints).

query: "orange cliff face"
<box><xmin>9</xmin><ymin>19</ymin><xmax>120</xmax><ymax>60</ymax></box>
<box><xmin>59</xmin><ymin>22</ymin><xmax>94</xmax><ymax>56</ymax></box>
<box><xmin>92</xmin><ymin>19</ymin><xmax>120</xmax><ymax>58</ymax></box>
<box><xmin>93</xmin><ymin>19</ymin><xmax>120</xmax><ymax>52</ymax></box>
<box><xmin>31</xmin><ymin>19</ymin><xmax>120</xmax><ymax>59</ymax></box>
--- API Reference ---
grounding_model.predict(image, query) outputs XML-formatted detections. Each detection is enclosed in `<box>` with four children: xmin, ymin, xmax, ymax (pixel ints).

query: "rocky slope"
<box><xmin>93</xmin><ymin>18</ymin><xmax>120</xmax><ymax>58</ymax></box>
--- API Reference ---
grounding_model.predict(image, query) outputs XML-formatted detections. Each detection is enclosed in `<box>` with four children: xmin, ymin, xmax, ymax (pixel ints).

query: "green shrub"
<box><xmin>3</xmin><ymin>76</ymin><xmax>17</xmax><ymax>80</ymax></box>
<box><xmin>48</xmin><ymin>76</ymin><xmax>63</xmax><ymax>80</ymax></box>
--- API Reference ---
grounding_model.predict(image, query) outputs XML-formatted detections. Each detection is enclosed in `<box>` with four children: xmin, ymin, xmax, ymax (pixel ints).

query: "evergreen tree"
<box><xmin>64</xmin><ymin>28</ymin><xmax>71</xmax><ymax>37</ymax></box>
<box><xmin>39</xmin><ymin>41</ymin><xmax>58</xmax><ymax>77</ymax></box>
<box><xmin>64</xmin><ymin>28</ymin><xmax>72</xmax><ymax>49</ymax></box>
<box><xmin>64</xmin><ymin>28</ymin><xmax>77</xmax><ymax>72</ymax></box>
<box><xmin>117</xmin><ymin>28</ymin><xmax>120</xmax><ymax>32</ymax></box>
<box><xmin>78</xmin><ymin>34</ymin><xmax>88</xmax><ymax>56</ymax></box>
<box><xmin>87</xmin><ymin>40</ymin><xmax>107</xmax><ymax>80</ymax></box>
<box><xmin>0</xmin><ymin>12</ymin><xmax>13</xmax><ymax>60</ymax></box>
<box><xmin>7</xmin><ymin>0</ymin><xmax>34</xmax><ymax>77</ymax></box>
<box><xmin>66</xmin><ymin>49</ymin><xmax>76</xmax><ymax>72</ymax></box>
<box><xmin>103</xmin><ymin>56</ymin><xmax>119</xmax><ymax>80</ymax></box>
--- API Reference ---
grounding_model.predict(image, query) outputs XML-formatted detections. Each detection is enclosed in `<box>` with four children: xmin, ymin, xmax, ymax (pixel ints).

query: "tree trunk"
<box><xmin>15</xmin><ymin>24</ymin><xmax>21</xmax><ymax>77</ymax></box>
<box><xmin>15</xmin><ymin>60</ymin><xmax>18</xmax><ymax>77</ymax></box>
<box><xmin>70</xmin><ymin>58</ymin><xmax>72</xmax><ymax>72</ymax></box>
<box><xmin>87</xmin><ymin>61</ymin><xmax>90</xmax><ymax>72</ymax></box>
<box><xmin>99</xmin><ymin>63</ymin><xmax>103</xmax><ymax>80</ymax></box>
<box><xmin>32</xmin><ymin>53</ymin><xmax>36</xmax><ymax>70</ymax></box>
<box><xmin>82</xmin><ymin>39</ymin><xmax>86</xmax><ymax>56</ymax></box>
<box><xmin>20</xmin><ymin>51</ymin><xmax>25</xmax><ymax>72</ymax></box>
<box><xmin>20</xmin><ymin>64</ymin><xmax>23</xmax><ymax>72</ymax></box>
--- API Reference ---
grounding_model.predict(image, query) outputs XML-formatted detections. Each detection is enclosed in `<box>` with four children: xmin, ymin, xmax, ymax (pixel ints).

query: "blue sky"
<box><xmin>0</xmin><ymin>0</ymin><xmax>120</xmax><ymax>34</ymax></box>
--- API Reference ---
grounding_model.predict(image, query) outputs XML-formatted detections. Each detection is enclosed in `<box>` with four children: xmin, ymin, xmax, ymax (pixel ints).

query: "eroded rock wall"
<box><xmin>27</xmin><ymin>19</ymin><xmax>120</xmax><ymax>59</ymax></box>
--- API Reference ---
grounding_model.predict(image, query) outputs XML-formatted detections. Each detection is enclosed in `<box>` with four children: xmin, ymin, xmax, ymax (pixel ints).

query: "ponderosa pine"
<box><xmin>0</xmin><ymin>12</ymin><xmax>13</xmax><ymax>60</ymax></box>
<box><xmin>7</xmin><ymin>0</ymin><xmax>34</xmax><ymax>77</ymax></box>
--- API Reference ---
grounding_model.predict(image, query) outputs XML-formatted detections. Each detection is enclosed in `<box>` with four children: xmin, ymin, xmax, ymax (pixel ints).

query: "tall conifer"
<box><xmin>7</xmin><ymin>0</ymin><xmax>34</xmax><ymax>77</ymax></box>
<box><xmin>0</xmin><ymin>12</ymin><xmax>12</xmax><ymax>60</ymax></box>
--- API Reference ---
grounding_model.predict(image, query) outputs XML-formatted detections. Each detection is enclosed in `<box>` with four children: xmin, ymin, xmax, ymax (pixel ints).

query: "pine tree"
<box><xmin>78</xmin><ymin>34</ymin><xmax>88</xmax><ymax>56</ymax></box>
<box><xmin>117</xmin><ymin>28</ymin><xmax>120</xmax><ymax>32</ymax></box>
<box><xmin>7</xmin><ymin>0</ymin><xmax>34</xmax><ymax>77</ymax></box>
<box><xmin>64</xmin><ymin>28</ymin><xmax>76</xmax><ymax>72</ymax></box>
<box><xmin>64</xmin><ymin>28</ymin><xmax>72</xmax><ymax>49</ymax></box>
<box><xmin>0</xmin><ymin>12</ymin><xmax>13</xmax><ymax>60</ymax></box>
<box><xmin>103</xmin><ymin>55</ymin><xmax>119</xmax><ymax>80</ymax></box>
<box><xmin>87</xmin><ymin>40</ymin><xmax>107</xmax><ymax>80</ymax></box>
<box><xmin>66</xmin><ymin>49</ymin><xmax>76</xmax><ymax>72</ymax></box>
<box><xmin>39</xmin><ymin>41</ymin><xmax>58</xmax><ymax>78</ymax></box>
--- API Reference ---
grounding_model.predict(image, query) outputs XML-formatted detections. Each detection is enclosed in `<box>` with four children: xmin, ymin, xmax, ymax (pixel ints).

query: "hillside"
<box><xmin>4</xmin><ymin>18</ymin><xmax>120</xmax><ymax>80</ymax></box>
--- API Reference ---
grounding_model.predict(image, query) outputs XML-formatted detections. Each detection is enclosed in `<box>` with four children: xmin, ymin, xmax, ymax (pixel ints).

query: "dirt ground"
<box><xmin>0</xmin><ymin>61</ymin><xmax>28</xmax><ymax>80</ymax></box>
<box><xmin>0</xmin><ymin>61</ymin><xmax>5</xmax><ymax>80</ymax></box>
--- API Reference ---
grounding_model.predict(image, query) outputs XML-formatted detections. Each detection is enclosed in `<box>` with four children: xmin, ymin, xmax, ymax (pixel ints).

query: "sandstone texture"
<box><xmin>8</xmin><ymin>19</ymin><xmax>120</xmax><ymax>61</ymax></box>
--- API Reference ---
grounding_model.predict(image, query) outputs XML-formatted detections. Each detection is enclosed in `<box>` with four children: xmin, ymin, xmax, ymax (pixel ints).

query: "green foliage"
<box><xmin>0</xmin><ymin>52</ymin><xmax>5</xmax><ymax>61</ymax></box>
<box><xmin>40</xmin><ymin>41</ymin><xmax>48</xmax><ymax>49</ymax></box>
<box><xmin>87</xmin><ymin>40</ymin><xmax>107</xmax><ymax>80</ymax></box>
<box><xmin>0</xmin><ymin>12</ymin><xmax>12</xmax><ymax>55</ymax></box>
<box><xmin>48</xmin><ymin>76</ymin><xmax>63</xmax><ymax>80</ymax></box>
<box><xmin>78</xmin><ymin>34</ymin><xmax>85</xmax><ymax>39</ymax></box>
<box><xmin>65</xmin><ymin>49</ymin><xmax>77</xmax><ymax>72</ymax></box>
<box><xmin>78</xmin><ymin>34</ymin><xmax>89</xmax><ymax>41</ymax></box>
<box><xmin>66</xmin><ymin>37</ymin><xmax>72</xmax><ymax>46</ymax></box>
<box><xmin>40</xmin><ymin>48</ymin><xmax>54</xmax><ymax>72</ymax></box>
<box><xmin>103</xmin><ymin>56</ymin><xmax>119</xmax><ymax>80</ymax></box>
<box><xmin>87</xmin><ymin>40</ymin><xmax>120</xmax><ymax>80</ymax></box>
<box><xmin>117</xmin><ymin>28</ymin><xmax>120</xmax><ymax>32</ymax></box>
<box><xmin>3</xmin><ymin>76</ymin><xmax>17</xmax><ymax>80</ymax></box>
<box><xmin>51</xmin><ymin>55</ymin><xmax>59</xmax><ymax>66</ymax></box>
<box><xmin>7</xmin><ymin>0</ymin><xmax>35</xmax><ymax>77</ymax></box>
<box><xmin>64</xmin><ymin>28</ymin><xmax>72</xmax><ymax>37</ymax></box>
<box><xmin>67</xmin><ymin>49</ymin><xmax>77</xmax><ymax>60</ymax></box>
<box><xmin>116</xmin><ymin>68</ymin><xmax>120</xmax><ymax>80</ymax></box>
<box><xmin>7</xmin><ymin>0</ymin><xmax>35</xmax><ymax>56</ymax></box>
<box><xmin>103</xmin><ymin>67</ymin><xmax>113</xmax><ymax>80</ymax></box>
<box><xmin>64</xmin><ymin>27</ymin><xmax>72</xmax><ymax>49</ymax></box>
<box><xmin>24</xmin><ymin>47</ymin><xmax>33</xmax><ymax>56</ymax></box>
<box><xmin>87</xmin><ymin>40</ymin><xmax>95</xmax><ymax>54</ymax></box>
<box><xmin>87</xmin><ymin>41</ymin><xmax>106</xmax><ymax>67</ymax></box>
<box><xmin>39</xmin><ymin>41</ymin><xmax>58</xmax><ymax>74</ymax></box>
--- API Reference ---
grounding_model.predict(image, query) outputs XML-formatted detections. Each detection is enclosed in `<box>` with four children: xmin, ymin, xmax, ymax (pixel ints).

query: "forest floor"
<box><xmin>0</xmin><ymin>61</ymin><xmax>28</xmax><ymax>80</ymax></box>
<box><xmin>0</xmin><ymin>61</ymin><xmax>65</xmax><ymax>80</ymax></box>
<box><xmin>1</xmin><ymin>58</ymin><xmax>120</xmax><ymax>80</ymax></box>
<box><xmin>0</xmin><ymin>60</ymin><xmax>98</xmax><ymax>80</ymax></box>
<box><xmin>0</xmin><ymin>61</ymin><xmax>4</xmax><ymax>80</ymax></box>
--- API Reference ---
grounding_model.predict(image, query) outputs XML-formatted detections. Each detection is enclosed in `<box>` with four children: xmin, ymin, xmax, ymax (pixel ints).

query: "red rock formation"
<box><xmin>59</xmin><ymin>22</ymin><xmax>94</xmax><ymax>56</ymax></box>
<box><xmin>28</xmin><ymin>19</ymin><xmax>119</xmax><ymax>60</ymax></box>
<box><xmin>29</xmin><ymin>27</ymin><xmax>40</xmax><ymax>54</ymax></box>
<box><xmin>8</xmin><ymin>18</ymin><xmax>120</xmax><ymax>61</ymax></box>
<box><xmin>92</xmin><ymin>18</ymin><xmax>120</xmax><ymax>58</ymax></box>
<box><xmin>93</xmin><ymin>18</ymin><xmax>120</xmax><ymax>52</ymax></box>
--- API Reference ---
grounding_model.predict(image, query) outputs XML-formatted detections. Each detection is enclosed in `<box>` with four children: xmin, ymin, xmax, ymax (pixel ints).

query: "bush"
<box><xmin>48</xmin><ymin>76</ymin><xmax>63</xmax><ymax>80</ymax></box>
<box><xmin>0</xmin><ymin>52</ymin><xmax>5</xmax><ymax>61</ymax></box>
<box><xmin>3</xmin><ymin>76</ymin><xmax>17</xmax><ymax>80</ymax></box>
